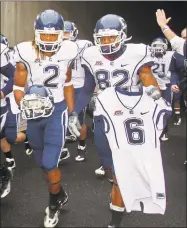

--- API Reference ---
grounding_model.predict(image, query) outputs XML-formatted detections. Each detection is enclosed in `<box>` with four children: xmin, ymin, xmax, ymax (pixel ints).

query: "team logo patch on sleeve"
<box><xmin>156</xmin><ymin>193</ymin><xmax>165</xmax><ymax>199</ymax></box>
<box><xmin>114</xmin><ymin>110</ymin><xmax>123</xmax><ymax>116</ymax></box>
<box><xmin>95</xmin><ymin>61</ymin><xmax>103</xmax><ymax>66</ymax></box>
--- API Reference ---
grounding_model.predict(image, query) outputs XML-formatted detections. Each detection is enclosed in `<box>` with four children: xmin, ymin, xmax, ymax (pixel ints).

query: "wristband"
<box><xmin>162</xmin><ymin>26</ymin><xmax>169</xmax><ymax>33</ymax></box>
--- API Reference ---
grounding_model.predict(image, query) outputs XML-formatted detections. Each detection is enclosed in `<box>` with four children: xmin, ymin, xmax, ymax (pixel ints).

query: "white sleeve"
<box><xmin>170</xmin><ymin>36</ymin><xmax>185</xmax><ymax>55</ymax></box>
<box><xmin>13</xmin><ymin>45</ymin><xmax>22</xmax><ymax>63</ymax></box>
<box><xmin>0</xmin><ymin>44</ymin><xmax>10</xmax><ymax>68</ymax></box>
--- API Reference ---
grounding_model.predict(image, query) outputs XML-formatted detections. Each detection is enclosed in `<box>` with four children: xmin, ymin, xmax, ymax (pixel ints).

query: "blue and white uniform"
<box><xmin>14</xmin><ymin>40</ymin><xmax>78</xmax><ymax>170</ymax></box>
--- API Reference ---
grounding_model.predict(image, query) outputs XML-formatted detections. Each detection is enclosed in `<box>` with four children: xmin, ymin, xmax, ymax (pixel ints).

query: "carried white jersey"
<box><xmin>95</xmin><ymin>86</ymin><xmax>172</xmax><ymax>215</ymax></box>
<box><xmin>14</xmin><ymin>40</ymin><xmax>78</xmax><ymax>103</ymax></box>
<box><xmin>151</xmin><ymin>51</ymin><xmax>174</xmax><ymax>90</ymax></box>
<box><xmin>81</xmin><ymin>43</ymin><xmax>153</xmax><ymax>93</ymax></box>
<box><xmin>71</xmin><ymin>39</ymin><xmax>92</xmax><ymax>88</ymax></box>
<box><xmin>1</xmin><ymin>43</ymin><xmax>11</xmax><ymax>107</ymax></box>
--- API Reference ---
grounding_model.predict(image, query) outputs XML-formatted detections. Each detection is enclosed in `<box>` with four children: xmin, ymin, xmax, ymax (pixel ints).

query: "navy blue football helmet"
<box><xmin>93</xmin><ymin>14</ymin><xmax>132</xmax><ymax>55</ymax></box>
<box><xmin>0</xmin><ymin>34</ymin><xmax>9</xmax><ymax>47</ymax></box>
<box><xmin>20</xmin><ymin>85</ymin><xmax>54</xmax><ymax>120</ymax></box>
<box><xmin>151</xmin><ymin>37</ymin><xmax>168</xmax><ymax>58</ymax></box>
<box><xmin>64</xmin><ymin>21</ymin><xmax>78</xmax><ymax>41</ymax></box>
<box><xmin>34</xmin><ymin>9</ymin><xmax>64</xmax><ymax>52</ymax></box>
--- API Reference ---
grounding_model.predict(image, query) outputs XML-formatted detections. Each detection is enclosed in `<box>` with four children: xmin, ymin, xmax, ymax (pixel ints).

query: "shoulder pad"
<box><xmin>82</xmin><ymin>45</ymin><xmax>99</xmax><ymax>60</ymax></box>
<box><xmin>14</xmin><ymin>41</ymin><xmax>33</xmax><ymax>63</ymax></box>
<box><xmin>59</xmin><ymin>40</ymin><xmax>78</xmax><ymax>60</ymax></box>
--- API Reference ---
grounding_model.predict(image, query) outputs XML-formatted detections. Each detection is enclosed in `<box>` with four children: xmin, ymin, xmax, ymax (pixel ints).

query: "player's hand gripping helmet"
<box><xmin>63</xmin><ymin>21</ymin><xmax>78</xmax><ymax>41</ymax></box>
<box><xmin>20</xmin><ymin>85</ymin><xmax>54</xmax><ymax>120</ymax></box>
<box><xmin>0</xmin><ymin>34</ymin><xmax>9</xmax><ymax>47</ymax></box>
<box><xmin>151</xmin><ymin>37</ymin><xmax>168</xmax><ymax>58</ymax></box>
<box><xmin>93</xmin><ymin>14</ymin><xmax>132</xmax><ymax>55</ymax></box>
<box><xmin>34</xmin><ymin>9</ymin><xmax>64</xmax><ymax>52</ymax></box>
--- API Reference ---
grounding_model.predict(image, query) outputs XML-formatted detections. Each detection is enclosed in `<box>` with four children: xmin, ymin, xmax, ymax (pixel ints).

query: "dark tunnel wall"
<box><xmin>1</xmin><ymin>1</ymin><xmax>186</xmax><ymax>46</ymax></box>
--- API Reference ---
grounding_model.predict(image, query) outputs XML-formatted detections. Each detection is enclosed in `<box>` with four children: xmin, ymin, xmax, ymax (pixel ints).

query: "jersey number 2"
<box><xmin>43</xmin><ymin>65</ymin><xmax>60</xmax><ymax>88</ymax></box>
<box><xmin>124</xmin><ymin>118</ymin><xmax>145</xmax><ymax>145</ymax></box>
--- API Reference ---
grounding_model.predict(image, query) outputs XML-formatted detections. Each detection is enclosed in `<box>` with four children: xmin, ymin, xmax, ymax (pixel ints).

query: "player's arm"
<box><xmin>138</xmin><ymin>66</ymin><xmax>159</xmax><ymax>89</ymax></box>
<box><xmin>73</xmin><ymin>65</ymin><xmax>96</xmax><ymax>115</ymax></box>
<box><xmin>64</xmin><ymin>67</ymin><xmax>74</xmax><ymax>113</ymax></box>
<box><xmin>13</xmin><ymin>62</ymin><xmax>28</xmax><ymax>105</ymax></box>
<box><xmin>0</xmin><ymin>63</ymin><xmax>15</xmax><ymax>99</ymax></box>
<box><xmin>68</xmin><ymin>65</ymin><xmax>96</xmax><ymax>137</ymax></box>
<box><xmin>155</xmin><ymin>9</ymin><xmax>186</xmax><ymax>55</ymax></box>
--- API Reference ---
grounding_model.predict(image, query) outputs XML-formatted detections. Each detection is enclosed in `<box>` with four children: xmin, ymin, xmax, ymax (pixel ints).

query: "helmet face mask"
<box><xmin>20</xmin><ymin>86</ymin><xmax>54</xmax><ymax>120</ymax></box>
<box><xmin>151</xmin><ymin>38</ymin><xmax>168</xmax><ymax>58</ymax></box>
<box><xmin>93</xmin><ymin>29</ymin><xmax>127</xmax><ymax>55</ymax></box>
<box><xmin>35</xmin><ymin>29</ymin><xmax>64</xmax><ymax>52</ymax></box>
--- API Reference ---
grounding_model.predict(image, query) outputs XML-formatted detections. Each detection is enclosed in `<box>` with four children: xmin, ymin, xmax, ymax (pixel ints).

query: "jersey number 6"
<box><xmin>43</xmin><ymin>65</ymin><xmax>60</xmax><ymax>88</ymax></box>
<box><xmin>124</xmin><ymin>118</ymin><xmax>145</xmax><ymax>145</ymax></box>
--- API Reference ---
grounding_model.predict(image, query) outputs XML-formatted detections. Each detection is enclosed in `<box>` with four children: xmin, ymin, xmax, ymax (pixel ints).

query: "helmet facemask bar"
<box><xmin>93</xmin><ymin>29</ymin><xmax>131</xmax><ymax>55</ymax></box>
<box><xmin>63</xmin><ymin>30</ymin><xmax>76</xmax><ymax>41</ymax></box>
<box><xmin>20</xmin><ymin>94</ymin><xmax>54</xmax><ymax>120</ymax></box>
<box><xmin>35</xmin><ymin>29</ymin><xmax>64</xmax><ymax>52</ymax></box>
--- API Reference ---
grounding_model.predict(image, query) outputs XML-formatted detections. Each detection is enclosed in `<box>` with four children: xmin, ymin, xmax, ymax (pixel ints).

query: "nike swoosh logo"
<box><xmin>141</xmin><ymin>111</ymin><xmax>149</xmax><ymax>115</ymax></box>
<box><xmin>121</xmin><ymin>64</ymin><xmax>129</xmax><ymax>67</ymax></box>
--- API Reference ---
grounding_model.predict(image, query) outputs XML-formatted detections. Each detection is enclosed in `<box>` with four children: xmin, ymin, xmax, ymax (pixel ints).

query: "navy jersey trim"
<box><xmin>97</xmin><ymin>98</ymin><xmax>119</xmax><ymax>148</ymax></box>
<box><xmin>0</xmin><ymin>46</ymin><xmax>8</xmax><ymax>55</ymax></box>
<box><xmin>131</xmin><ymin>45</ymin><xmax>149</xmax><ymax>86</ymax></box>
<box><xmin>81</xmin><ymin>58</ymin><xmax>94</xmax><ymax>75</ymax></box>
<box><xmin>152</xmin><ymin>104</ymin><xmax>158</xmax><ymax>148</ymax></box>
<box><xmin>155</xmin><ymin>109</ymin><xmax>172</xmax><ymax>131</ymax></box>
<box><xmin>15</xmin><ymin>45</ymin><xmax>33</xmax><ymax>85</ymax></box>
<box><xmin>115</xmin><ymin>88</ymin><xmax>143</xmax><ymax>112</ymax></box>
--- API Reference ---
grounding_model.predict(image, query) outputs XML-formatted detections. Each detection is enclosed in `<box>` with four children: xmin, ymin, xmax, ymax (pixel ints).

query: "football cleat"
<box><xmin>59</xmin><ymin>148</ymin><xmax>70</xmax><ymax>162</ymax></box>
<box><xmin>44</xmin><ymin>189</ymin><xmax>68</xmax><ymax>228</ymax></box>
<box><xmin>95</xmin><ymin>166</ymin><xmax>105</xmax><ymax>176</ymax></box>
<box><xmin>75</xmin><ymin>145</ymin><xmax>87</xmax><ymax>162</ymax></box>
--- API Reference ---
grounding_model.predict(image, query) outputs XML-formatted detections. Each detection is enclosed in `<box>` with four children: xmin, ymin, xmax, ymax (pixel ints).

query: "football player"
<box><xmin>1</xmin><ymin>38</ymin><xmax>27</xmax><ymax>167</ymax></box>
<box><xmin>150</xmin><ymin>37</ymin><xmax>181</xmax><ymax>140</ymax></box>
<box><xmin>169</xmin><ymin>52</ymin><xmax>187</xmax><ymax>165</ymax></box>
<box><xmin>0</xmin><ymin>34</ymin><xmax>15</xmax><ymax>198</ymax></box>
<box><xmin>68</xmin><ymin>14</ymin><xmax>160</xmax><ymax>226</ymax></box>
<box><xmin>69</xmin><ymin>14</ymin><xmax>159</xmax><ymax>177</ymax></box>
<box><xmin>155</xmin><ymin>9</ymin><xmax>186</xmax><ymax>57</ymax></box>
<box><xmin>59</xmin><ymin>20</ymin><xmax>93</xmax><ymax>162</ymax></box>
<box><xmin>13</xmin><ymin>10</ymin><xmax>78</xmax><ymax>227</ymax></box>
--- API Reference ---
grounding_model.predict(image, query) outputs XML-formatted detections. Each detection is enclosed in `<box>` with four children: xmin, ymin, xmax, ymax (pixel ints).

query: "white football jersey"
<box><xmin>14</xmin><ymin>40</ymin><xmax>78</xmax><ymax>103</ymax></box>
<box><xmin>81</xmin><ymin>43</ymin><xmax>153</xmax><ymax>93</ymax></box>
<box><xmin>151</xmin><ymin>51</ymin><xmax>174</xmax><ymax>90</ymax></box>
<box><xmin>95</xmin><ymin>86</ymin><xmax>172</xmax><ymax>214</ymax></box>
<box><xmin>1</xmin><ymin>43</ymin><xmax>11</xmax><ymax>107</ymax></box>
<box><xmin>71</xmin><ymin>39</ymin><xmax>92</xmax><ymax>88</ymax></box>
